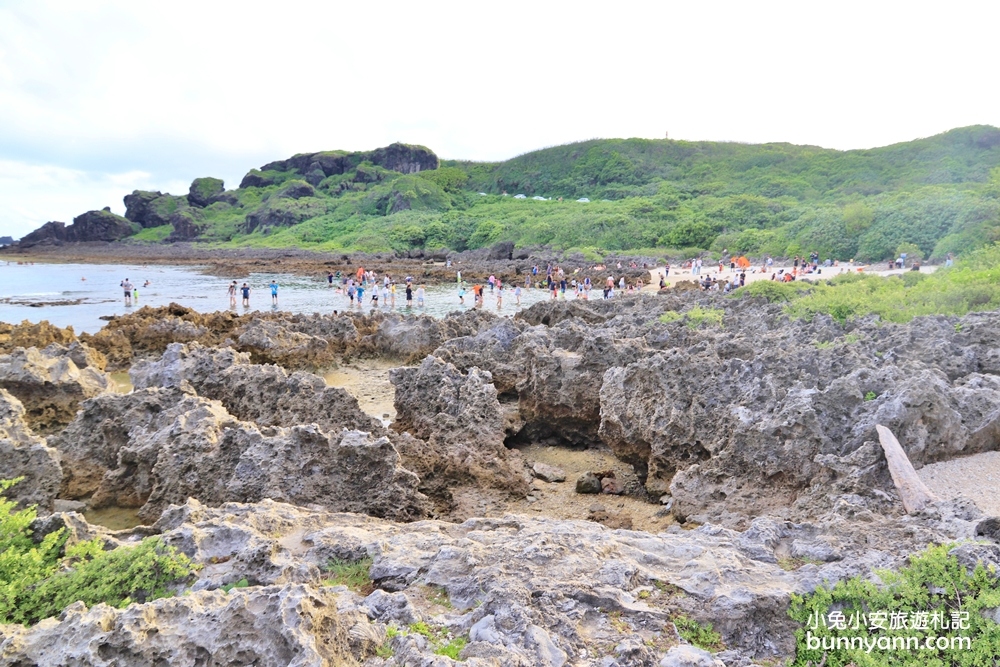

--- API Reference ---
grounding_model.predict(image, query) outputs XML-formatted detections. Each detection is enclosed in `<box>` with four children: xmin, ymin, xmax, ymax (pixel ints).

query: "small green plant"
<box><xmin>673</xmin><ymin>614</ymin><xmax>724</xmax><ymax>651</ymax></box>
<box><xmin>653</xmin><ymin>579</ymin><xmax>683</xmax><ymax>596</ymax></box>
<box><xmin>864</xmin><ymin>391</ymin><xmax>877</xmax><ymax>401</ymax></box>
<box><xmin>842</xmin><ymin>333</ymin><xmax>860</xmax><ymax>344</ymax></box>
<box><xmin>323</xmin><ymin>556</ymin><xmax>374</xmax><ymax>593</ymax></box>
<box><xmin>778</xmin><ymin>557</ymin><xmax>805</xmax><ymax>571</ymax></box>
<box><xmin>376</xmin><ymin>625</ymin><xmax>399</xmax><ymax>658</ymax></box>
<box><xmin>813</xmin><ymin>340</ymin><xmax>834</xmax><ymax>349</ymax></box>
<box><xmin>425</xmin><ymin>585</ymin><xmax>452</xmax><ymax>609</ymax></box>
<box><xmin>658</xmin><ymin>311</ymin><xmax>683</xmax><ymax>323</ymax></box>
<box><xmin>436</xmin><ymin>637</ymin><xmax>468</xmax><ymax>659</ymax></box>
<box><xmin>409</xmin><ymin>621</ymin><xmax>433</xmax><ymax>638</ymax></box>
<box><xmin>788</xmin><ymin>543</ymin><xmax>1000</xmax><ymax>666</ymax></box>
<box><xmin>221</xmin><ymin>578</ymin><xmax>249</xmax><ymax>593</ymax></box>
<box><xmin>955</xmin><ymin>322</ymin><xmax>964</xmax><ymax>332</ymax></box>
<box><xmin>406</xmin><ymin>621</ymin><xmax>468</xmax><ymax>660</ymax></box>
<box><xmin>0</xmin><ymin>478</ymin><xmax>195</xmax><ymax>626</ymax></box>
<box><xmin>684</xmin><ymin>306</ymin><xmax>724</xmax><ymax>329</ymax></box>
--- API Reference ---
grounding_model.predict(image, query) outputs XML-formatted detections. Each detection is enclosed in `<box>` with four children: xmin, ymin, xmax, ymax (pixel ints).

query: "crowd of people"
<box><xmin>107</xmin><ymin>250</ymin><xmax>936</xmax><ymax>311</ymax></box>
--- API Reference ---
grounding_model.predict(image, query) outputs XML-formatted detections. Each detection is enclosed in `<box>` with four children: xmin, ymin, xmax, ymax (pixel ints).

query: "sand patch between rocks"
<box><xmin>918</xmin><ymin>451</ymin><xmax>1000</xmax><ymax>515</ymax></box>
<box><xmin>323</xmin><ymin>359</ymin><xmax>400</xmax><ymax>424</ymax></box>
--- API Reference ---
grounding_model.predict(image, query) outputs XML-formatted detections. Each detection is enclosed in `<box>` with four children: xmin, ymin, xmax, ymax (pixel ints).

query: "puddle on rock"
<box><xmin>322</xmin><ymin>359</ymin><xmax>402</xmax><ymax>425</ymax></box>
<box><xmin>84</xmin><ymin>506</ymin><xmax>146</xmax><ymax>531</ymax></box>
<box><xmin>109</xmin><ymin>371</ymin><xmax>133</xmax><ymax>393</ymax></box>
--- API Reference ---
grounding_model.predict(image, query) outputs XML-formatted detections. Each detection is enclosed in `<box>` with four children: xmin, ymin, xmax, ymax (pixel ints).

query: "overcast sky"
<box><xmin>1</xmin><ymin>0</ymin><xmax>998</xmax><ymax>239</ymax></box>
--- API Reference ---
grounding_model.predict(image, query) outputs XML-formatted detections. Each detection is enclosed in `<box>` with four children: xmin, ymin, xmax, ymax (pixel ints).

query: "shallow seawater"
<box><xmin>83</xmin><ymin>506</ymin><xmax>146</xmax><ymax>531</ymax></box>
<box><xmin>109</xmin><ymin>371</ymin><xmax>132</xmax><ymax>393</ymax></box>
<box><xmin>0</xmin><ymin>261</ymin><xmax>599</xmax><ymax>333</ymax></box>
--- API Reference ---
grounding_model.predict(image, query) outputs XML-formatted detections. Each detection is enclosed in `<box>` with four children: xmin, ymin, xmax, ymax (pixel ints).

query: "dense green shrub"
<box><xmin>788</xmin><ymin>543</ymin><xmax>1000</xmax><ymax>666</ymax></box>
<box><xmin>0</xmin><ymin>479</ymin><xmax>195</xmax><ymax>626</ymax></box>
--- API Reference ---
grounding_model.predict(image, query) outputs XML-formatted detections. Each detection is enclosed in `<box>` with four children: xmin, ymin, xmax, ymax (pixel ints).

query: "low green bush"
<box><xmin>0</xmin><ymin>479</ymin><xmax>195</xmax><ymax>626</ymax></box>
<box><xmin>741</xmin><ymin>243</ymin><xmax>1000</xmax><ymax>323</ymax></box>
<box><xmin>788</xmin><ymin>543</ymin><xmax>1000</xmax><ymax>666</ymax></box>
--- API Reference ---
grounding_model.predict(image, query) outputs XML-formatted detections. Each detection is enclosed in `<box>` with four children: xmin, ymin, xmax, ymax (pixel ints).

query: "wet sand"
<box><xmin>323</xmin><ymin>360</ymin><xmax>400</xmax><ymax>424</ymax></box>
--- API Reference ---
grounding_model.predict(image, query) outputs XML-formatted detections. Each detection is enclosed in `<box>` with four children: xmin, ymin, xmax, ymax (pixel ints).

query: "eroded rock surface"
<box><xmin>49</xmin><ymin>387</ymin><xmax>426</xmax><ymax>522</ymax></box>
<box><xmin>432</xmin><ymin>295</ymin><xmax>1000</xmax><ymax>526</ymax></box>
<box><xmin>0</xmin><ymin>343</ymin><xmax>113</xmax><ymax>433</ymax></box>
<box><xmin>390</xmin><ymin>355</ymin><xmax>529</xmax><ymax>500</ymax></box>
<box><xmin>131</xmin><ymin>342</ymin><xmax>382</xmax><ymax>434</ymax></box>
<box><xmin>0</xmin><ymin>388</ymin><xmax>61</xmax><ymax>511</ymax></box>
<box><xmin>0</xmin><ymin>584</ymin><xmax>364</xmax><ymax>667</ymax></box>
<box><xmin>2</xmin><ymin>496</ymin><xmax>986</xmax><ymax>666</ymax></box>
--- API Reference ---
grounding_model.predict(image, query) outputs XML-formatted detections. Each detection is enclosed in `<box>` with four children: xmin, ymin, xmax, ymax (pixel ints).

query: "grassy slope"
<box><xmin>145</xmin><ymin>126</ymin><xmax>1000</xmax><ymax>261</ymax></box>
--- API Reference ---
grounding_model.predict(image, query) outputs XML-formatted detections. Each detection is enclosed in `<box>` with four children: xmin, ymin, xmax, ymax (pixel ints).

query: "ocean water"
<box><xmin>0</xmin><ymin>261</ymin><xmax>601</xmax><ymax>334</ymax></box>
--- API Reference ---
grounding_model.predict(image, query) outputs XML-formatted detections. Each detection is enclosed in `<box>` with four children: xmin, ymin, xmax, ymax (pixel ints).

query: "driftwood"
<box><xmin>876</xmin><ymin>424</ymin><xmax>939</xmax><ymax>514</ymax></box>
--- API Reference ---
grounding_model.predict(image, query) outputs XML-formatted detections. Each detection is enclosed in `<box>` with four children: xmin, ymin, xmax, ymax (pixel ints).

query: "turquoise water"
<box><xmin>0</xmin><ymin>262</ymin><xmax>592</xmax><ymax>334</ymax></box>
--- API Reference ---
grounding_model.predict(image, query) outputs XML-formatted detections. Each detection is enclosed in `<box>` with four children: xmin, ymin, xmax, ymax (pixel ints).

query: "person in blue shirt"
<box><xmin>269</xmin><ymin>281</ymin><xmax>278</xmax><ymax>304</ymax></box>
<box><xmin>241</xmin><ymin>283</ymin><xmax>251</xmax><ymax>307</ymax></box>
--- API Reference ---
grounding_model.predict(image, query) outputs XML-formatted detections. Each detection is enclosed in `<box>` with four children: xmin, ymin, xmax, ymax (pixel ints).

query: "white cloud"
<box><xmin>0</xmin><ymin>160</ymin><xmax>187</xmax><ymax>238</ymax></box>
<box><xmin>0</xmin><ymin>0</ymin><xmax>998</xmax><ymax>237</ymax></box>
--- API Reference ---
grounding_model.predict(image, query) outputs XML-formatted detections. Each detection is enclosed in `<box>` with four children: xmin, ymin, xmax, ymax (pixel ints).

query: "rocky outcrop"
<box><xmin>243</xmin><ymin>197</ymin><xmax>326</xmax><ymax>234</ymax></box>
<box><xmin>390</xmin><ymin>355</ymin><xmax>529</xmax><ymax>499</ymax></box>
<box><xmin>3</xmin><ymin>494</ymin><xmax>986</xmax><ymax>666</ymax></box>
<box><xmin>19</xmin><ymin>209</ymin><xmax>139</xmax><ymax>247</ymax></box>
<box><xmin>72</xmin><ymin>209</ymin><xmax>137</xmax><ymax>242</ymax></box>
<box><xmin>427</xmin><ymin>295</ymin><xmax>1000</xmax><ymax>526</ymax></box>
<box><xmin>235</xmin><ymin>319</ymin><xmax>335</xmax><ymax>368</ymax></box>
<box><xmin>122</xmin><ymin>189</ymin><xmax>163</xmax><ymax>226</ymax></box>
<box><xmin>273</xmin><ymin>180</ymin><xmax>316</xmax><ymax>200</ymax></box>
<box><xmin>80</xmin><ymin>303</ymin><xmax>496</xmax><ymax>371</ymax></box>
<box><xmin>167</xmin><ymin>207</ymin><xmax>206</xmax><ymax>240</ymax></box>
<box><xmin>16</xmin><ymin>220</ymin><xmax>68</xmax><ymax>247</ymax></box>
<box><xmin>130</xmin><ymin>342</ymin><xmax>382</xmax><ymax>434</ymax></box>
<box><xmin>124</xmin><ymin>190</ymin><xmax>199</xmax><ymax>228</ymax></box>
<box><xmin>0</xmin><ymin>320</ymin><xmax>78</xmax><ymax>354</ymax></box>
<box><xmin>0</xmin><ymin>389</ymin><xmax>62</xmax><ymax>511</ymax></box>
<box><xmin>0</xmin><ymin>343</ymin><xmax>113</xmax><ymax>433</ymax></box>
<box><xmin>434</xmin><ymin>316</ymin><xmax>641</xmax><ymax>446</ymax></box>
<box><xmin>364</xmin><ymin>309</ymin><xmax>500</xmax><ymax>362</ymax></box>
<box><xmin>594</xmin><ymin>308</ymin><xmax>1000</xmax><ymax>524</ymax></box>
<box><xmin>254</xmin><ymin>143</ymin><xmax>439</xmax><ymax>185</ymax></box>
<box><xmin>49</xmin><ymin>387</ymin><xmax>425</xmax><ymax>522</ymax></box>
<box><xmin>0</xmin><ymin>584</ymin><xmax>362</xmax><ymax>667</ymax></box>
<box><xmin>187</xmin><ymin>177</ymin><xmax>225</xmax><ymax>207</ymax></box>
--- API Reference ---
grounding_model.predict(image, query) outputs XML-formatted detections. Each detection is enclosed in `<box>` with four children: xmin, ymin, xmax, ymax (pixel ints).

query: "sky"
<box><xmin>1</xmin><ymin>0</ymin><xmax>998</xmax><ymax>239</ymax></box>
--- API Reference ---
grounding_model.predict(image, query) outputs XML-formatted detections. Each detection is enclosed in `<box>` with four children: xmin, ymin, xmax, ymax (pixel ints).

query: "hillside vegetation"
<box><xmin>740</xmin><ymin>242</ymin><xmax>1000</xmax><ymax>323</ymax></box>
<box><xmin>24</xmin><ymin>126</ymin><xmax>1000</xmax><ymax>261</ymax></box>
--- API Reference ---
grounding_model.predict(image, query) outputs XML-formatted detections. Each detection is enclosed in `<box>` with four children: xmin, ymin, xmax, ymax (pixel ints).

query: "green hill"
<box><xmin>40</xmin><ymin>127</ymin><xmax>1000</xmax><ymax>261</ymax></box>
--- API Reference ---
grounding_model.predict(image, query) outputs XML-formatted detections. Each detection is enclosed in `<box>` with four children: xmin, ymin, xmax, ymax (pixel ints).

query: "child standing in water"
<box><xmin>417</xmin><ymin>284</ymin><xmax>425</xmax><ymax>308</ymax></box>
